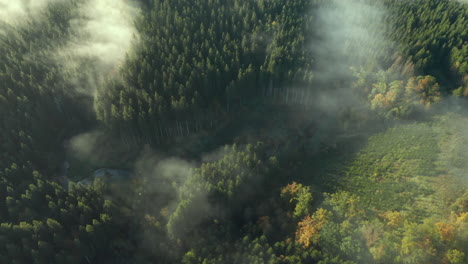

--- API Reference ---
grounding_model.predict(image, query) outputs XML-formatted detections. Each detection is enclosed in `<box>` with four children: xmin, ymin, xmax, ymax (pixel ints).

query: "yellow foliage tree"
<box><xmin>295</xmin><ymin>208</ymin><xmax>331</xmax><ymax>248</ymax></box>
<box><xmin>380</xmin><ymin>211</ymin><xmax>404</xmax><ymax>228</ymax></box>
<box><xmin>435</xmin><ymin>222</ymin><xmax>456</xmax><ymax>241</ymax></box>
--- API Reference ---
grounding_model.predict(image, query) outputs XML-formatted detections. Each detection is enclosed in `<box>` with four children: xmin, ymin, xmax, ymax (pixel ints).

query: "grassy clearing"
<box><xmin>314</xmin><ymin>113</ymin><xmax>468</xmax><ymax>222</ymax></box>
<box><xmin>342</xmin><ymin>122</ymin><xmax>441</xmax><ymax>215</ymax></box>
<box><xmin>292</xmin><ymin>114</ymin><xmax>468</xmax><ymax>263</ymax></box>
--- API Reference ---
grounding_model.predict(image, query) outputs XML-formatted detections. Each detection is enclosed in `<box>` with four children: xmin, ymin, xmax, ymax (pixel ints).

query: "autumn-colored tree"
<box><xmin>380</xmin><ymin>211</ymin><xmax>405</xmax><ymax>228</ymax></box>
<box><xmin>281</xmin><ymin>182</ymin><xmax>313</xmax><ymax>219</ymax></box>
<box><xmin>435</xmin><ymin>222</ymin><xmax>456</xmax><ymax>242</ymax></box>
<box><xmin>399</xmin><ymin>222</ymin><xmax>437</xmax><ymax>264</ymax></box>
<box><xmin>295</xmin><ymin>208</ymin><xmax>332</xmax><ymax>248</ymax></box>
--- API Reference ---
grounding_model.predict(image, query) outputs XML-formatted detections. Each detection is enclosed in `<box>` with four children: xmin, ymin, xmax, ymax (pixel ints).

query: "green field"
<box><xmin>294</xmin><ymin>114</ymin><xmax>468</xmax><ymax>263</ymax></box>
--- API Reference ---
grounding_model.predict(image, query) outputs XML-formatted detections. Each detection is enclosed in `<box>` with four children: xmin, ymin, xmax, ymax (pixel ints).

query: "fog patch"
<box><xmin>313</xmin><ymin>0</ymin><xmax>389</xmax><ymax>79</ymax></box>
<box><xmin>68</xmin><ymin>130</ymin><xmax>104</xmax><ymax>160</ymax></box>
<box><xmin>52</xmin><ymin>0</ymin><xmax>140</xmax><ymax>96</ymax></box>
<box><xmin>136</xmin><ymin>152</ymin><xmax>194</xmax><ymax>194</ymax></box>
<box><xmin>67</xmin><ymin>0</ymin><xmax>139</xmax><ymax>72</ymax></box>
<box><xmin>0</xmin><ymin>0</ymin><xmax>57</xmax><ymax>25</ymax></box>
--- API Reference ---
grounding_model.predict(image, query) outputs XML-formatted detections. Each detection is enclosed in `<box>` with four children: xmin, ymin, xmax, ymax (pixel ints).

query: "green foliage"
<box><xmin>0</xmin><ymin>1</ymin><xmax>95</xmax><ymax>178</ymax></box>
<box><xmin>447</xmin><ymin>249</ymin><xmax>465</xmax><ymax>264</ymax></box>
<box><xmin>383</xmin><ymin>0</ymin><xmax>468</xmax><ymax>93</ymax></box>
<box><xmin>0</xmin><ymin>0</ymin><xmax>467</xmax><ymax>263</ymax></box>
<box><xmin>95</xmin><ymin>0</ymin><xmax>314</xmax><ymax>144</ymax></box>
<box><xmin>167</xmin><ymin>143</ymin><xmax>277</xmax><ymax>244</ymax></box>
<box><xmin>315</xmin><ymin>115</ymin><xmax>468</xmax><ymax>263</ymax></box>
<box><xmin>281</xmin><ymin>182</ymin><xmax>313</xmax><ymax>219</ymax></box>
<box><xmin>0</xmin><ymin>173</ymin><xmax>132</xmax><ymax>263</ymax></box>
<box><xmin>191</xmin><ymin>235</ymin><xmax>281</xmax><ymax>264</ymax></box>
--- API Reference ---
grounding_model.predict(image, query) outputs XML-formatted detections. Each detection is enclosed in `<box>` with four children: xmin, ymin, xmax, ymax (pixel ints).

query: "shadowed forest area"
<box><xmin>0</xmin><ymin>0</ymin><xmax>467</xmax><ymax>263</ymax></box>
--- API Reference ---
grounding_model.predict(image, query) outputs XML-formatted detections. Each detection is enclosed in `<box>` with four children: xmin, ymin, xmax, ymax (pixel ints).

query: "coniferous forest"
<box><xmin>0</xmin><ymin>0</ymin><xmax>467</xmax><ymax>263</ymax></box>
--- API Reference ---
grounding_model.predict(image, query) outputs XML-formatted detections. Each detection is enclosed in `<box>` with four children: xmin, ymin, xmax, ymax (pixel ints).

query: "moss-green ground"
<box><xmin>301</xmin><ymin>113</ymin><xmax>467</xmax><ymax>222</ymax></box>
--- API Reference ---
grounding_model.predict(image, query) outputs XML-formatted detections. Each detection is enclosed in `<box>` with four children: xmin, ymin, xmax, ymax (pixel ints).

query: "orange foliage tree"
<box><xmin>295</xmin><ymin>208</ymin><xmax>332</xmax><ymax>248</ymax></box>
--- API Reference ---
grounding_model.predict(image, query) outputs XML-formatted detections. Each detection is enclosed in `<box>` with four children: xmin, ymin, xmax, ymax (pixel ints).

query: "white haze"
<box><xmin>0</xmin><ymin>0</ymin><xmax>56</xmax><ymax>25</ymax></box>
<box><xmin>56</xmin><ymin>0</ymin><xmax>140</xmax><ymax>96</ymax></box>
<box><xmin>66</xmin><ymin>0</ymin><xmax>139</xmax><ymax>72</ymax></box>
<box><xmin>134</xmin><ymin>149</ymin><xmax>195</xmax><ymax>209</ymax></box>
<box><xmin>68</xmin><ymin>130</ymin><xmax>103</xmax><ymax>160</ymax></box>
<box><xmin>0</xmin><ymin>0</ymin><xmax>139</xmax><ymax>94</ymax></box>
<box><xmin>309</xmin><ymin>0</ymin><xmax>391</xmax><ymax>115</ymax></box>
<box><xmin>313</xmin><ymin>0</ymin><xmax>388</xmax><ymax>81</ymax></box>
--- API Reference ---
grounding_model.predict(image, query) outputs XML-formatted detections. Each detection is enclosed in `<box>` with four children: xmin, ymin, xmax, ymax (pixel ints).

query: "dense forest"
<box><xmin>0</xmin><ymin>0</ymin><xmax>467</xmax><ymax>263</ymax></box>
